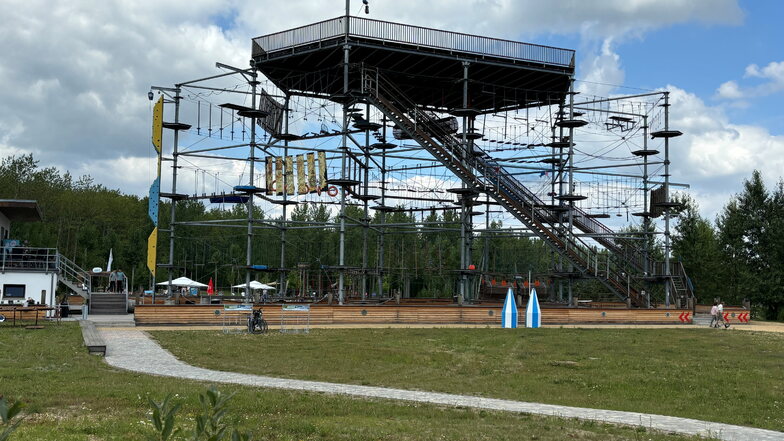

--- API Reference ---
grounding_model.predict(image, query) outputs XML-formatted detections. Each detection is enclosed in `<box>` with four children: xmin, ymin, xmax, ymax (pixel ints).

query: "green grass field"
<box><xmin>152</xmin><ymin>327</ymin><xmax>784</xmax><ymax>431</ymax></box>
<box><xmin>0</xmin><ymin>324</ymin><xmax>709</xmax><ymax>440</ymax></box>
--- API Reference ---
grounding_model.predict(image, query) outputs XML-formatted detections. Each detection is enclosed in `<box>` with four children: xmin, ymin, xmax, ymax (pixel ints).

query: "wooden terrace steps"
<box><xmin>89</xmin><ymin>293</ymin><xmax>127</xmax><ymax>315</ymax></box>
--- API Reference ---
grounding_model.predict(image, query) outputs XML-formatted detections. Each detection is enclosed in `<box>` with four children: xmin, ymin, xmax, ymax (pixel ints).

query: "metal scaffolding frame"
<box><xmin>147</xmin><ymin>7</ymin><xmax>688</xmax><ymax>307</ymax></box>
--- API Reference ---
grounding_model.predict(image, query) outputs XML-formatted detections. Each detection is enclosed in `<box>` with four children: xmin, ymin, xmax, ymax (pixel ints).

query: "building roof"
<box><xmin>0</xmin><ymin>200</ymin><xmax>43</xmax><ymax>222</ymax></box>
<box><xmin>252</xmin><ymin>16</ymin><xmax>575</xmax><ymax>113</ymax></box>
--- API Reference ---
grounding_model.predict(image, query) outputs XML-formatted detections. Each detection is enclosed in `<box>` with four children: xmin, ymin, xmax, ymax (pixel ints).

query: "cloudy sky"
<box><xmin>1</xmin><ymin>0</ymin><xmax>782</xmax><ymax>220</ymax></box>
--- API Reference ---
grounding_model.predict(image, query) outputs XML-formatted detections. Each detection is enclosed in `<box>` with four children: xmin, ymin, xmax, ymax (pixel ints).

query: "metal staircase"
<box><xmin>357</xmin><ymin>69</ymin><xmax>687</xmax><ymax>306</ymax></box>
<box><xmin>57</xmin><ymin>254</ymin><xmax>91</xmax><ymax>299</ymax></box>
<box><xmin>670</xmin><ymin>262</ymin><xmax>693</xmax><ymax>307</ymax></box>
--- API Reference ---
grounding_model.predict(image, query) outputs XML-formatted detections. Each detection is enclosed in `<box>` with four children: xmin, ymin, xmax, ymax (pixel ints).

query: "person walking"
<box><xmin>709</xmin><ymin>302</ymin><xmax>719</xmax><ymax>328</ymax></box>
<box><xmin>717</xmin><ymin>301</ymin><xmax>725</xmax><ymax>327</ymax></box>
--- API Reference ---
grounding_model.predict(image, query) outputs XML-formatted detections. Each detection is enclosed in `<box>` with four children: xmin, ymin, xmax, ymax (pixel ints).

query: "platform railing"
<box><xmin>1</xmin><ymin>247</ymin><xmax>58</xmax><ymax>273</ymax></box>
<box><xmin>253</xmin><ymin>16</ymin><xmax>575</xmax><ymax>67</ymax></box>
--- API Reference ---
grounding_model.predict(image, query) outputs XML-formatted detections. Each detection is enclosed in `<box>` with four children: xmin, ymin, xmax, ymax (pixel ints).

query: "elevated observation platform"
<box><xmin>251</xmin><ymin>16</ymin><xmax>575</xmax><ymax>113</ymax></box>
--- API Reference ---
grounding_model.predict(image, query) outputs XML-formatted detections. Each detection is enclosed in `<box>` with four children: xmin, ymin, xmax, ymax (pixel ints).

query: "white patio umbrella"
<box><xmin>231</xmin><ymin>281</ymin><xmax>276</xmax><ymax>291</ymax></box>
<box><xmin>156</xmin><ymin>277</ymin><xmax>209</xmax><ymax>288</ymax></box>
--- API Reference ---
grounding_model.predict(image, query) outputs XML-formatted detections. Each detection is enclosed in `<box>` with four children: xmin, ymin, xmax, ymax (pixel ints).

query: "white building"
<box><xmin>0</xmin><ymin>200</ymin><xmax>59</xmax><ymax>307</ymax></box>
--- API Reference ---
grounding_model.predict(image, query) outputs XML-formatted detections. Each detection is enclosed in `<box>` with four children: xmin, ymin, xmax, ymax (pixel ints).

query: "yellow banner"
<box><xmin>147</xmin><ymin>227</ymin><xmax>158</xmax><ymax>277</ymax></box>
<box><xmin>265</xmin><ymin>157</ymin><xmax>273</xmax><ymax>195</ymax></box>
<box><xmin>318</xmin><ymin>151</ymin><xmax>327</xmax><ymax>189</ymax></box>
<box><xmin>152</xmin><ymin>96</ymin><xmax>163</xmax><ymax>154</ymax></box>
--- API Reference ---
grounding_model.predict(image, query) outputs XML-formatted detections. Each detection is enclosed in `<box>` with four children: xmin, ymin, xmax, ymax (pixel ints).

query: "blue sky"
<box><xmin>0</xmin><ymin>0</ymin><xmax>782</xmax><ymax>221</ymax></box>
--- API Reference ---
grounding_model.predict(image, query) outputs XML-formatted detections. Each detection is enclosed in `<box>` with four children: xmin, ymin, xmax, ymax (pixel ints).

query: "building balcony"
<box><xmin>1</xmin><ymin>247</ymin><xmax>59</xmax><ymax>273</ymax></box>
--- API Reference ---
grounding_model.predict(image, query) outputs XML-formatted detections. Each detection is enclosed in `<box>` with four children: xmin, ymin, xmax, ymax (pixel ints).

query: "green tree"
<box><xmin>671</xmin><ymin>194</ymin><xmax>721</xmax><ymax>303</ymax></box>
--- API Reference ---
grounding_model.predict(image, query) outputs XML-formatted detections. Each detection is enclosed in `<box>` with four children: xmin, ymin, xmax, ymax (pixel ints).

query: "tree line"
<box><xmin>2</xmin><ymin>154</ymin><xmax>782</xmax><ymax>318</ymax></box>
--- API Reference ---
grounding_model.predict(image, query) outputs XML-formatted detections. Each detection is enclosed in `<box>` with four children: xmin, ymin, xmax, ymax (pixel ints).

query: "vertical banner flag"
<box><xmin>275</xmin><ymin>157</ymin><xmax>284</xmax><ymax>195</ymax></box>
<box><xmin>148</xmin><ymin>96</ymin><xmax>163</xmax><ymax>279</ymax></box>
<box><xmin>285</xmin><ymin>156</ymin><xmax>295</xmax><ymax>195</ymax></box>
<box><xmin>107</xmin><ymin>248</ymin><xmax>114</xmax><ymax>272</ymax></box>
<box><xmin>296</xmin><ymin>155</ymin><xmax>307</xmax><ymax>194</ymax></box>
<box><xmin>207</xmin><ymin>278</ymin><xmax>215</xmax><ymax>295</ymax></box>
<box><xmin>147</xmin><ymin>227</ymin><xmax>158</xmax><ymax>277</ymax></box>
<box><xmin>148</xmin><ymin>177</ymin><xmax>160</xmax><ymax>225</ymax></box>
<box><xmin>307</xmin><ymin>152</ymin><xmax>317</xmax><ymax>193</ymax></box>
<box><xmin>526</xmin><ymin>288</ymin><xmax>541</xmax><ymax>328</ymax></box>
<box><xmin>501</xmin><ymin>287</ymin><xmax>518</xmax><ymax>328</ymax></box>
<box><xmin>265</xmin><ymin>157</ymin><xmax>273</xmax><ymax>195</ymax></box>
<box><xmin>318</xmin><ymin>150</ymin><xmax>327</xmax><ymax>189</ymax></box>
<box><xmin>151</xmin><ymin>96</ymin><xmax>163</xmax><ymax>154</ymax></box>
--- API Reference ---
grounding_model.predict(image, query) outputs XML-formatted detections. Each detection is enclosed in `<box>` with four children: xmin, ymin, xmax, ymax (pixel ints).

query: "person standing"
<box><xmin>115</xmin><ymin>269</ymin><xmax>126</xmax><ymax>294</ymax></box>
<box><xmin>108</xmin><ymin>270</ymin><xmax>117</xmax><ymax>293</ymax></box>
<box><xmin>717</xmin><ymin>301</ymin><xmax>725</xmax><ymax>327</ymax></box>
<box><xmin>709</xmin><ymin>302</ymin><xmax>718</xmax><ymax>328</ymax></box>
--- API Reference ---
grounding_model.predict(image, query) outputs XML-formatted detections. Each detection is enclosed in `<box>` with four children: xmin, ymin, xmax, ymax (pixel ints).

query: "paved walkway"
<box><xmin>98</xmin><ymin>328</ymin><xmax>783</xmax><ymax>441</ymax></box>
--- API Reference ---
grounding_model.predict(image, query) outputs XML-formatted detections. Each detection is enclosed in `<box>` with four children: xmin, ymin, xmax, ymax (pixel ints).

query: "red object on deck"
<box><xmin>207</xmin><ymin>278</ymin><xmax>214</xmax><ymax>295</ymax></box>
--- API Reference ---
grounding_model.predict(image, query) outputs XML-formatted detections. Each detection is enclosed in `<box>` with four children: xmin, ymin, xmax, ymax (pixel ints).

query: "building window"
<box><xmin>2</xmin><ymin>284</ymin><xmax>25</xmax><ymax>298</ymax></box>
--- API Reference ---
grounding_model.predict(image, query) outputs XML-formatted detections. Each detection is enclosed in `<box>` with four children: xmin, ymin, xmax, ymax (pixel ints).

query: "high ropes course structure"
<box><xmin>147</xmin><ymin>3</ymin><xmax>691</xmax><ymax>308</ymax></box>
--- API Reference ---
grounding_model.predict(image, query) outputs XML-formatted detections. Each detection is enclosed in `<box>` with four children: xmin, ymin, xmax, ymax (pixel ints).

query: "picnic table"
<box><xmin>0</xmin><ymin>306</ymin><xmax>58</xmax><ymax>328</ymax></box>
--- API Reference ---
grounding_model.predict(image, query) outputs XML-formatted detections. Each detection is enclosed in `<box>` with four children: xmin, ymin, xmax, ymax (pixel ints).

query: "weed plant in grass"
<box><xmin>0</xmin><ymin>324</ymin><xmax>706</xmax><ymax>440</ymax></box>
<box><xmin>153</xmin><ymin>327</ymin><xmax>784</xmax><ymax>431</ymax></box>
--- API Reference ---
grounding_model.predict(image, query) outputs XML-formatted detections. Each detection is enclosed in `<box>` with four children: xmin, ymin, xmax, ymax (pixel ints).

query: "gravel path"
<box><xmin>99</xmin><ymin>328</ymin><xmax>784</xmax><ymax>441</ymax></box>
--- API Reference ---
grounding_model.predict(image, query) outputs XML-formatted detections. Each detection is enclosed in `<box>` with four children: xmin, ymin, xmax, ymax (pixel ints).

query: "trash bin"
<box><xmin>60</xmin><ymin>304</ymin><xmax>69</xmax><ymax>318</ymax></box>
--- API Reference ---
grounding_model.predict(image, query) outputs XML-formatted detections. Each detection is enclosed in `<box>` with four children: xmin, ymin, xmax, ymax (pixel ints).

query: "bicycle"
<box><xmin>247</xmin><ymin>309</ymin><xmax>269</xmax><ymax>334</ymax></box>
<box><xmin>712</xmin><ymin>314</ymin><xmax>730</xmax><ymax>329</ymax></box>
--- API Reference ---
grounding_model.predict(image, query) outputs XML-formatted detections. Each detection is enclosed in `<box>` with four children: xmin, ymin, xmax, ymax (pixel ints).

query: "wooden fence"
<box><xmin>134</xmin><ymin>304</ymin><xmax>706</xmax><ymax>326</ymax></box>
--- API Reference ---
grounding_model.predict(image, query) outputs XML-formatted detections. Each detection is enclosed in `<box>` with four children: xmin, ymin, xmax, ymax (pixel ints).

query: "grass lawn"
<box><xmin>152</xmin><ymin>327</ymin><xmax>784</xmax><ymax>431</ymax></box>
<box><xmin>0</xmin><ymin>324</ymin><xmax>707</xmax><ymax>440</ymax></box>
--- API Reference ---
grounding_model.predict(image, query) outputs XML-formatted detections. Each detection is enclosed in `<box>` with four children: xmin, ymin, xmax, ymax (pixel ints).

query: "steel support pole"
<box><xmin>361</xmin><ymin>102</ymin><xmax>370</xmax><ymax>300</ymax></box>
<box><xmin>338</xmin><ymin>44</ymin><xmax>350</xmax><ymax>305</ymax></box>
<box><xmin>245</xmin><ymin>70</ymin><xmax>258</xmax><ymax>302</ymax></box>
<box><xmin>663</xmin><ymin>92</ymin><xmax>672</xmax><ymax>308</ymax></box>
<box><xmin>459</xmin><ymin>62</ymin><xmax>470</xmax><ymax>303</ymax></box>
<box><xmin>279</xmin><ymin>95</ymin><xmax>291</xmax><ymax>298</ymax></box>
<box><xmin>168</xmin><ymin>87</ymin><xmax>182</xmax><ymax>302</ymax></box>
<box><xmin>566</xmin><ymin>79</ymin><xmax>576</xmax><ymax>305</ymax></box>
<box><xmin>377</xmin><ymin>120</ymin><xmax>386</xmax><ymax>299</ymax></box>
<box><xmin>642</xmin><ymin>115</ymin><xmax>650</xmax><ymax>278</ymax></box>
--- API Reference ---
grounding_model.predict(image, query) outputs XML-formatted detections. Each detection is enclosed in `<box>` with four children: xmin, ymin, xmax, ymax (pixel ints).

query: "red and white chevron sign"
<box><xmin>736</xmin><ymin>312</ymin><xmax>750</xmax><ymax>323</ymax></box>
<box><xmin>678</xmin><ymin>311</ymin><xmax>691</xmax><ymax>323</ymax></box>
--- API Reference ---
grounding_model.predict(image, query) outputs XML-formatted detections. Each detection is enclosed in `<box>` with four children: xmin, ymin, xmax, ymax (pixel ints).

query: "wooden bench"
<box><xmin>80</xmin><ymin>321</ymin><xmax>106</xmax><ymax>356</ymax></box>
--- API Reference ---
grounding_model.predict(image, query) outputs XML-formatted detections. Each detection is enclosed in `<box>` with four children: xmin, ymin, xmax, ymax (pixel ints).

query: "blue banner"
<box><xmin>148</xmin><ymin>177</ymin><xmax>160</xmax><ymax>226</ymax></box>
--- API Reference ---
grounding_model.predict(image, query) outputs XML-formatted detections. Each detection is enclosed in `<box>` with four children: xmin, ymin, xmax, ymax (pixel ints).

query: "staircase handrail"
<box><xmin>58</xmin><ymin>254</ymin><xmax>91</xmax><ymax>292</ymax></box>
<box><xmin>362</xmin><ymin>68</ymin><xmax>646</xmax><ymax>304</ymax></box>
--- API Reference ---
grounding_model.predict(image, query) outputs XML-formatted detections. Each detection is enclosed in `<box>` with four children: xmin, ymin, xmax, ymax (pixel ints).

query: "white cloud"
<box><xmin>716</xmin><ymin>80</ymin><xmax>744</xmax><ymax>99</ymax></box>
<box><xmin>716</xmin><ymin>60</ymin><xmax>784</xmax><ymax>99</ymax></box>
<box><xmin>0</xmin><ymin>0</ymin><xmax>747</xmax><ymax>206</ymax></box>
<box><xmin>244</xmin><ymin>0</ymin><xmax>742</xmax><ymax>41</ymax></box>
<box><xmin>576</xmin><ymin>38</ymin><xmax>625</xmax><ymax>97</ymax></box>
<box><xmin>667</xmin><ymin>86</ymin><xmax>784</xmax><ymax>218</ymax></box>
